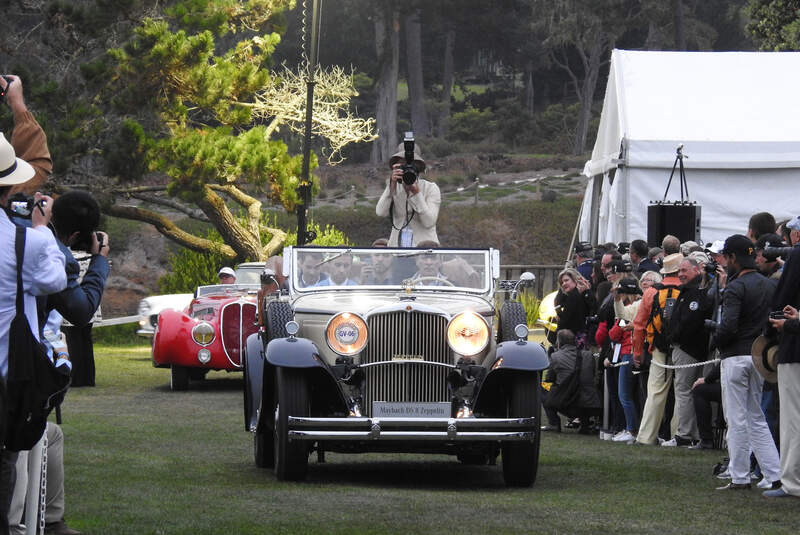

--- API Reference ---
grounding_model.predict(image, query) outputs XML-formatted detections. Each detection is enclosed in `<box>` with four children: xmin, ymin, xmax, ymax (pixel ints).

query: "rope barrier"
<box><xmin>610</xmin><ymin>357</ymin><xmax>720</xmax><ymax>370</ymax></box>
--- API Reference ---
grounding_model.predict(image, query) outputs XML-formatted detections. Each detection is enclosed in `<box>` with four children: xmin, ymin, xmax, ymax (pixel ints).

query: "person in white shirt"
<box><xmin>0</xmin><ymin>131</ymin><xmax>66</xmax><ymax>535</ymax></box>
<box><xmin>375</xmin><ymin>143</ymin><xmax>440</xmax><ymax>247</ymax></box>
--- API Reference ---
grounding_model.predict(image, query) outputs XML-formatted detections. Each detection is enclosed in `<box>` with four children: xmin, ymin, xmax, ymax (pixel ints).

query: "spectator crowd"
<box><xmin>542</xmin><ymin>211</ymin><xmax>800</xmax><ymax>498</ymax></box>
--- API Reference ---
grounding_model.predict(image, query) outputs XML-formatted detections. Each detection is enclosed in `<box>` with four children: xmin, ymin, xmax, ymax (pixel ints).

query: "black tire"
<box><xmin>274</xmin><ymin>367</ymin><xmax>310</xmax><ymax>481</ymax></box>
<box><xmin>499</xmin><ymin>301</ymin><xmax>527</xmax><ymax>342</ymax></box>
<box><xmin>170</xmin><ymin>365</ymin><xmax>190</xmax><ymax>391</ymax></box>
<box><xmin>501</xmin><ymin>372</ymin><xmax>542</xmax><ymax>487</ymax></box>
<box><xmin>266</xmin><ymin>301</ymin><xmax>293</xmax><ymax>339</ymax></box>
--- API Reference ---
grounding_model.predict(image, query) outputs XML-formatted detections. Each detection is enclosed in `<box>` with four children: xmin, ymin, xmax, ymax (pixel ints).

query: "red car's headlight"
<box><xmin>192</xmin><ymin>321</ymin><xmax>215</xmax><ymax>346</ymax></box>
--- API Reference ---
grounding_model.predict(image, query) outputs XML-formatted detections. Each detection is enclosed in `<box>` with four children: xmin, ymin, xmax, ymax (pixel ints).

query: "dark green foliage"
<box><xmin>92</xmin><ymin>323</ymin><xmax>140</xmax><ymax>346</ymax></box>
<box><xmin>158</xmin><ymin>230</ymin><xmax>228</xmax><ymax>293</ymax></box>
<box><xmin>447</xmin><ymin>107</ymin><xmax>495</xmax><ymax>142</ymax></box>
<box><xmin>106</xmin><ymin>120</ymin><xmax>150</xmax><ymax>181</ymax></box>
<box><xmin>747</xmin><ymin>0</ymin><xmax>800</xmax><ymax>50</ymax></box>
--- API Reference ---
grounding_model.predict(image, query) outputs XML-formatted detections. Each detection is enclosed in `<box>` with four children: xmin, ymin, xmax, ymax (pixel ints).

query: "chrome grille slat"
<box><xmin>361</xmin><ymin>311</ymin><xmax>450</xmax><ymax>416</ymax></box>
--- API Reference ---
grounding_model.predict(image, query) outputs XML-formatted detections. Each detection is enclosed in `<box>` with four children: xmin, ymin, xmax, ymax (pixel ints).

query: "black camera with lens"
<box><xmin>401</xmin><ymin>131</ymin><xmax>418</xmax><ymax>185</ymax></box>
<box><xmin>703</xmin><ymin>258</ymin><xmax>718</xmax><ymax>275</ymax></box>
<box><xmin>8</xmin><ymin>192</ymin><xmax>45</xmax><ymax>219</ymax></box>
<box><xmin>762</xmin><ymin>245</ymin><xmax>792</xmax><ymax>262</ymax></box>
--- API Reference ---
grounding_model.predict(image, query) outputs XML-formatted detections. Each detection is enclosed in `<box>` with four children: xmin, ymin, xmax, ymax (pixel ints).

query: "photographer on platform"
<box><xmin>713</xmin><ymin>235</ymin><xmax>780</xmax><ymax>491</ymax></box>
<box><xmin>375</xmin><ymin>136</ymin><xmax>440</xmax><ymax>247</ymax></box>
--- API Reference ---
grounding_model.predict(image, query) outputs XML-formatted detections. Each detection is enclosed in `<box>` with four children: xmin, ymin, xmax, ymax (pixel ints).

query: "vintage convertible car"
<box><xmin>152</xmin><ymin>263</ymin><xmax>267</xmax><ymax>390</ymax></box>
<box><xmin>243</xmin><ymin>246</ymin><xmax>547</xmax><ymax>486</ymax></box>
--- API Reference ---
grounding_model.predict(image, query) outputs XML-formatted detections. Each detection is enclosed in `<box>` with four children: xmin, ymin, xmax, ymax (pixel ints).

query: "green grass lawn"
<box><xmin>55</xmin><ymin>343</ymin><xmax>799</xmax><ymax>534</ymax></box>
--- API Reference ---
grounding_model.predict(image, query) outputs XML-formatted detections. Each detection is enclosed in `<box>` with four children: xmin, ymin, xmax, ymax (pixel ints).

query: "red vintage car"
<box><xmin>152</xmin><ymin>282</ymin><xmax>260</xmax><ymax>390</ymax></box>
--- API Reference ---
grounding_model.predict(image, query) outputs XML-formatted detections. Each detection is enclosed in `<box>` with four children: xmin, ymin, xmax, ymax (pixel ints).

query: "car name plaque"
<box><xmin>372</xmin><ymin>401</ymin><xmax>451</xmax><ymax>418</ymax></box>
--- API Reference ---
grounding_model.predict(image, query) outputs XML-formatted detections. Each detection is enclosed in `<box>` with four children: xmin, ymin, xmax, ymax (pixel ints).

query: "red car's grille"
<box><xmin>220</xmin><ymin>302</ymin><xmax>258</xmax><ymax>367</ymax></box>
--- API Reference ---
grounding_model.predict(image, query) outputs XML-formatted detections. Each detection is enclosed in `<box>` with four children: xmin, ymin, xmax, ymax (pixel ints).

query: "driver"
<box><xmin>218</xmin><ymin>267</ymin><xmax>236</xmax><ymax>284</ymax></box>
<box><xmin>411</xmin><ymin>248</ymin><xmax>448</xmax><ymax>286</ymax></box>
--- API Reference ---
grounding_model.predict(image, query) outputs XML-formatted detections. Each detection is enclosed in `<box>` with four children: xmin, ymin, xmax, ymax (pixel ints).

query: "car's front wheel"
<box><xmin>170</xmin><ymin>365</ymin><xmax>190</xmax><ymax>391</ymax></box>
<box><xmin>273</xmin><ymin>367</ymin><xmax>310</xmax><ymax>481</ymax></box>
<box><xmin>501</xmin><ymin>372</ymin><xmax>541</xmax><ymax>487</ymax></box>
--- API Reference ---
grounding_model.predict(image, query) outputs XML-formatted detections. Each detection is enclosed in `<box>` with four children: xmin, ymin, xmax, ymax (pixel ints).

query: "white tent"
<box><xmin>580</xmin><ymin>49</ymin><xmax>800</xmax><ymax>246</ymax></box>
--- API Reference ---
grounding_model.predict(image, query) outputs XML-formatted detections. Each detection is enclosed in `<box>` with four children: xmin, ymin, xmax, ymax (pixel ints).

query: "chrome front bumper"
<box><xmin>287</xmin><ymin>416</ymin><xmax>537</xmax><ymax>442</ymax></box>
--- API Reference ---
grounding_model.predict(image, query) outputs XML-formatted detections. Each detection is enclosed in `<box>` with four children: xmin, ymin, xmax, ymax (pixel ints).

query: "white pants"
<box><xmin>8</xmin><ymin>423</ymin><xmax>65</xmax><ymax>534</ymax></box>
<box><xmin>778</xmin><ymin>363</ymin><xmax>800</xmax><ymax>496</ymax></box>
<box><xmin>721</xmin><ymin>355</ymin><xmax>781</xmax><ymax>485</ymax></box>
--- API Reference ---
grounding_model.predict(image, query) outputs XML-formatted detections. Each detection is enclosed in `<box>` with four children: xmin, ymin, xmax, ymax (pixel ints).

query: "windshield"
<box><xmin>234</xmin><ymin>266</ymin><xmax>263</xmax><ymax>285</ymax></box>
<box><xmin>195</xmin><ymin>284</ymin><xmax>260</xmax><ymax>298</ymax></box>
<box><xmin>290</xmin><ymin>247</ymin><xmax>491</xmax><ymax>292</ymax></box>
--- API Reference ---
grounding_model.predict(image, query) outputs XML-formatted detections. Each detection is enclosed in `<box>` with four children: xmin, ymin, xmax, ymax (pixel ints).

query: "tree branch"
<box><xmin>129</xmin><ymin>193</ymin><xmax>210</xmax><ymax>222</ymax></box>
<box><xmin>102</xmin><ymin>203</ymin><xmax>236</xmax><ymax>259</ymax></box>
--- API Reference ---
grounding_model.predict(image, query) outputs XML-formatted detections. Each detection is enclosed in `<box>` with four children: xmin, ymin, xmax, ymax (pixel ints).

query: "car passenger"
<box><xmin>298</xmin><ymin>252</ymin><xmax>329</xmax><ymax>287</ymax></box>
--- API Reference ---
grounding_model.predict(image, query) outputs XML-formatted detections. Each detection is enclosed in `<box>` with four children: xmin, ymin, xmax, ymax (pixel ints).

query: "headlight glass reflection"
<box><xmin>192</xmin><ymin>322</ymin><xmax>215</xmax><ymax>346</ymax></box>
<box><xmin>447</xmin><ymin>312</ymin><xmax>489</xmax><ymax>356</ymax></box>
<box><xmin>326</xmin><ymin>312</ymin><xmax>368</xmax><ymax>356</ymax></box>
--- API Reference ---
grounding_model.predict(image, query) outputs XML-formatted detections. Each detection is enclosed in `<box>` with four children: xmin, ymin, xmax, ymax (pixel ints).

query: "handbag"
<box><xmin>4</xmin><ymin>225</ymin><xmax>70</xmax><ymax>452</ymax></box>
<box><xmin>544</xmin><ymin>349</ymin><xmax>583</xmax><ymax>411</ymax></box>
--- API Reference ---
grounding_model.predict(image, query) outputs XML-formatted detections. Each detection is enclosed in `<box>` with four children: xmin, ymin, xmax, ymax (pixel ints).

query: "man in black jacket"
<box><xmin>665</xmin><ymin>257</ymin><xmax>713</xmax><ymax>446</ymax></box>
<box><xmin>764</xmin><ymin>215</ymin><xmax>800</xmax><ymax>498</ymax></box>
<box><xmin>714</xmin><ymin>234</ymin><xmax>781</xmax><ymax>491</ymax></box>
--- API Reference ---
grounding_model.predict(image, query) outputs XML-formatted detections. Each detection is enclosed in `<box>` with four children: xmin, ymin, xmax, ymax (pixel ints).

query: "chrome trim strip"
<box><xmin>220</xmin><ymin>300</ymin><xmax>254</xmax><ymax>368</ymax></box>
<box><xmin>287</xmin><ymin>430</ymin><xmax>535</xmax><ymax>441</ymax></box>
<box><xmin>288</xmin><ymin>416</ymin><xmax>535</xmax><ymax>428</ymax></box>
<box><xmin>358</xmin><ymin>360</ymin><xmax>456</xmax><ymax>369</ymax></box>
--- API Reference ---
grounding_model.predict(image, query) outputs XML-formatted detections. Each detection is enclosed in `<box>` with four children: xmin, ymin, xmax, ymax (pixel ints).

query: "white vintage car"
<box><xmin>243</xmin><ymin>246</ymin><xmax>546</xmax><ymax>487</ymax></box>
<box><xmin>136</xmin><ymin>293</ymin><xmax>193</xmax><ymax>338</ymax></box>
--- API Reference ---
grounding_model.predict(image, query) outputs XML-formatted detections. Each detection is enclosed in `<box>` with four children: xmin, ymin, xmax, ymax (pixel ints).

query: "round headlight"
<box><xmin>192</xmin><ymin>322</ymin><xmax>215</xmax><ymax>346</ymax></box>
<box><xmin>447</xmin><ymin>311</ymin><xmax>489</xmax><ymax>356</ymax></box>
<box><xmin>326</xmin><ymin>312</ymin><xmax>368</xmax><ymax>356</ymax></box>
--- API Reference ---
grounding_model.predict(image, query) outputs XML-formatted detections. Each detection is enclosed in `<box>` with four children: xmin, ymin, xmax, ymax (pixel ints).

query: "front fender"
<box><xmin>244</xmin><ymin>332</ymin><xmax>264</xmax><ymax>432</ymax></box>
<box><xmin>472</xmin><ymin>341</ymin><xmax>548</xmax><ymax>416</ymax></box>
<box><xmin>257</xmin><ymin>337</ymin><xmax>348</xmax><ymax>431</ymax></box>
<box><xmin>492</xmin><ymin>340</ymin><xmax>549</xmax><ymax>372</ymax></box>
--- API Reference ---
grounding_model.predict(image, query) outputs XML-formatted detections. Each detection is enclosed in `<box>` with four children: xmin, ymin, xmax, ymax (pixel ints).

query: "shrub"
<box><xmin>447</xmin><ymin>107</ymin><xmax>495</xmax><ymax>142</ymax></box>
<box><xmin>517</xmin><ymin>290</ymin><xmax>542</xmax><ymax>327</ymax></box>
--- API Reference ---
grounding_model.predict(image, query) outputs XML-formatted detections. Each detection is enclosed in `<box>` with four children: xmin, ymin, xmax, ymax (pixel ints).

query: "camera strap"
<box><xmin>388</xmin><ymin>198</ymin><xmax>416</xmax><ymax>232</ymax></box>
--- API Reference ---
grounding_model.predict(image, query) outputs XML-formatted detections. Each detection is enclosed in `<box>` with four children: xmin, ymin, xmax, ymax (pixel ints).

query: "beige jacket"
<box><xmin>375</xmin><ymin>178</ymin><xmax>441</xmax><ymax>247</ymax></box>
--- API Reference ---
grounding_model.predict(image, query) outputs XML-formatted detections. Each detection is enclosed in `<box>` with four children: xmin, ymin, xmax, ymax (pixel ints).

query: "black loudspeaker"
<box><xmin>647</xmin><ymin>201</ymin><xmax>701</xmax><ymax>246</ymax></box>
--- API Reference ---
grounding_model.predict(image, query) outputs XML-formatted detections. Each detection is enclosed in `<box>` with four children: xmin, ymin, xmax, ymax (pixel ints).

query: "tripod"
<box><xmin>662</xmin><ymin>144</ymin><xmax>690</xmax><ymax>202</ymax></box>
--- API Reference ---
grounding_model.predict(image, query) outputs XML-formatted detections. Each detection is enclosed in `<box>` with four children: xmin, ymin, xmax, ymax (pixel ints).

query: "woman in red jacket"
<box><xmin>609</xmin><ymin>277</ymin><xmax>643</xmax><ymax>442</ymax></box>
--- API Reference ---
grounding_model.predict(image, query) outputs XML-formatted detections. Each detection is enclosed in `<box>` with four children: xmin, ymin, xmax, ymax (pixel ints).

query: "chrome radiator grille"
<box><xmin>361</xmin><ymin>311</ymin><xmax>450</xmax><ymax>416</ymax></box>
<box><xmin>220</xmin><ymin>302</ymin><xmax>257</xmax><ymax>367</ymax></box>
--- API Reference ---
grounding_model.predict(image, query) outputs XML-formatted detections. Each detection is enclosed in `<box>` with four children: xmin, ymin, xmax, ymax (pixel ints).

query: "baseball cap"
<box><xmin>218</xmin><ymin>267</ymin><xmax>235</xmax><ymax>278</ymax></box>
<box><xmin>616</xmin><ymin>277</ymin><xmax>642</xmax><ymax>295</ymax></box>
<box><xmin>721</xmin><ymin>234</ymin><xmax>756</xmax><ymax>258</ymax></box>
<box><xmin>574</xmin><ymin>241</ymin><xmax>593</xmax><ymax>255</ymax></box>
<box><xmin>787</xmin><ymin>216</ymin><xmax>800</xmax><ymax>231</ymax></box>
<box><xmin>705</xmin><ymin>240</ymin><xmax>725</xmax><ymax>255</ymax></box>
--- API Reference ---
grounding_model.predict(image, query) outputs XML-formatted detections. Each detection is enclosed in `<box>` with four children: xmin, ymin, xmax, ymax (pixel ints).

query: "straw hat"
<box><xmin>0</xmin><ymin>133</ymin><xmax>34</xmax><ymax>186</ymax></box>
<box><xmin>660</xmin><ymin>252</ymin><xmax>683</xmax><ymax>274</ymax></box>
<box><xmin>751</xmin><ymin>335</ymin><xmax>778</xmax><ymax>383</ymax></box>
